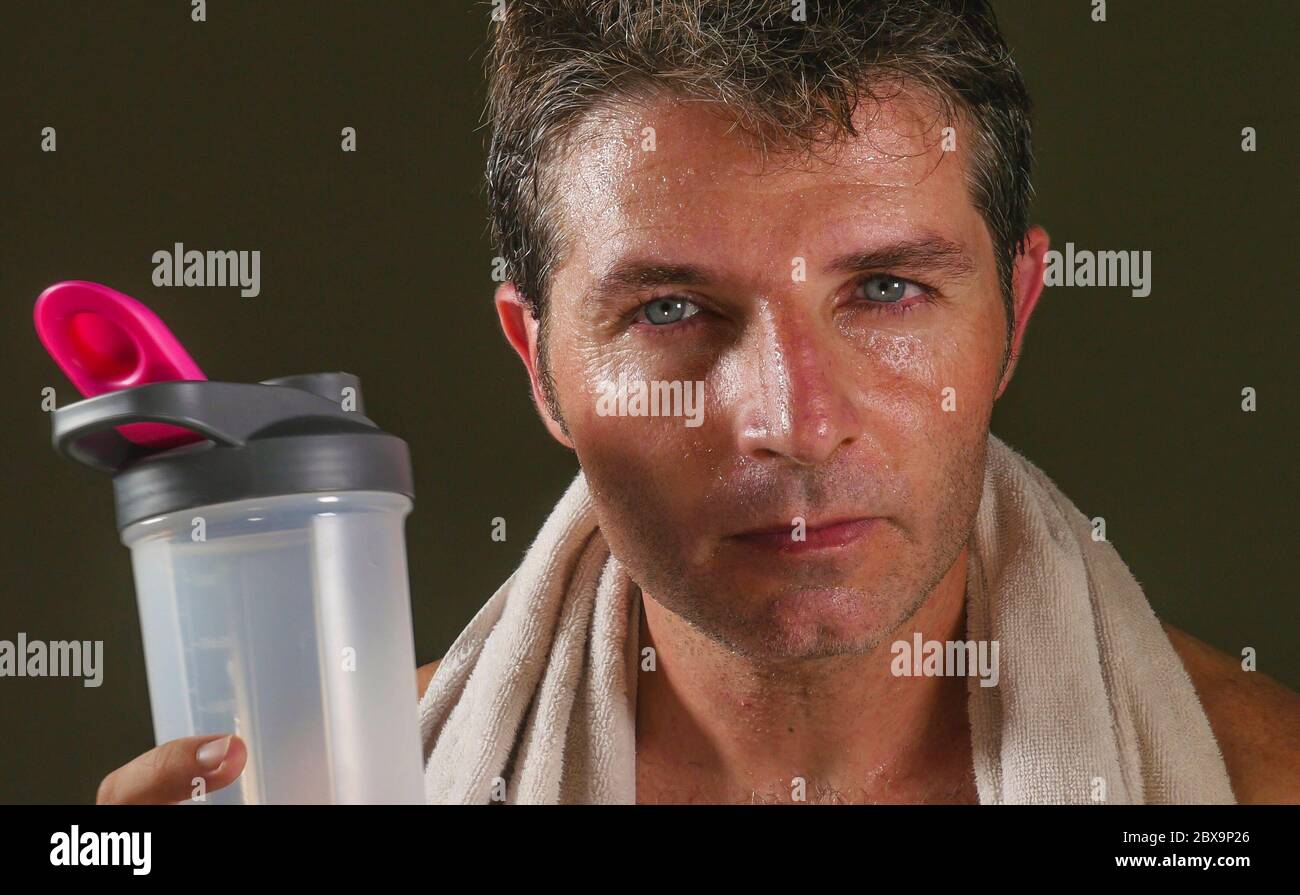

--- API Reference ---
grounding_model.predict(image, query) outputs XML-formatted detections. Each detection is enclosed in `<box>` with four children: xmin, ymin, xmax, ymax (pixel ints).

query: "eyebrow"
<box><xmin>587</xmin><ymin>261</ymin><xmax>717</xmax><ymax>307</ymax></box>
<box><xmin>823</xmin><ymin>234</ymin><xmax>977</xmax><ymax>280</ymax></box>
<box><xmin>587</xmin><ymin>234</ymin><xmax>977</xmax><ymax>306</ymax></box>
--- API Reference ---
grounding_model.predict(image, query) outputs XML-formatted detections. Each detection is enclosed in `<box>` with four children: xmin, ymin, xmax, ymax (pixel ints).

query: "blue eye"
<box><xmin>637</xmin><ymin>297</ymin><xmax>700</xmax><ymax>326</ymax></box>
<box><xmin>857</xmin><ymin>274</ymin><xmax>917</xmax><ymax>303</ymax></box>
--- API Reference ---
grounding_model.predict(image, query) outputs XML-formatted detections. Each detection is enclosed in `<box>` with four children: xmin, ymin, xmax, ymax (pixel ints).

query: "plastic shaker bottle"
<box><xmin>36</xmin><ymin>281</ymin><xmax>425</xmax><ymax>804</ymax></box>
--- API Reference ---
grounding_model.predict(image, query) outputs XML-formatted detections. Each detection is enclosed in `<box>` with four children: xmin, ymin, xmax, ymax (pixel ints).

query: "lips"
<box><xmin>728</xmin><ymin>516</ymin><xmax>880</xmax><ymax>554</ymax></box>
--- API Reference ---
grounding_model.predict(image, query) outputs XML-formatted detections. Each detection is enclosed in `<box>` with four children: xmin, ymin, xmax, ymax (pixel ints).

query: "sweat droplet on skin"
<box><xmin>864</xmin><ymin>331</ymin><xmax>935</xmax><ymax>380</ymax></box>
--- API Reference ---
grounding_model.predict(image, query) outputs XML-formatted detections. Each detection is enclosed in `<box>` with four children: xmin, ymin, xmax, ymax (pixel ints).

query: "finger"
<box><xmin>96</xmin><ymin>734</ymin><xmax>247</xmax><ymax>804</ymax></box>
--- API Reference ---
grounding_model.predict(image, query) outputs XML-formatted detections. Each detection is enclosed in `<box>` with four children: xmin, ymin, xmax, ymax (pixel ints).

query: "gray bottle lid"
<box><xmin>50</xmin><ymin>372</ymin><xmax>414</xmax><ymax>531</ymax></box>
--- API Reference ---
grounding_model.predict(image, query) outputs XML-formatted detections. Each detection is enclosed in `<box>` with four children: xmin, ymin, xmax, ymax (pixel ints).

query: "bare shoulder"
<box><xmin>1162</xmin><ymin>623</ymin><xmax>1300</xmax><ymax>804</ymax></box>
<box><xmin>416</xmin><ymin>658</ymin><xmax>443</xmax><ymax>700</ymax></box>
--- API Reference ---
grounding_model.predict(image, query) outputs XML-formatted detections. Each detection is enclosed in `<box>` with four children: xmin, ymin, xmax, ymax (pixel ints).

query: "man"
<box><xmin>99</xmin><ymin>0</ymin><xmax>1299</xmax><ymax>805</ymax></box>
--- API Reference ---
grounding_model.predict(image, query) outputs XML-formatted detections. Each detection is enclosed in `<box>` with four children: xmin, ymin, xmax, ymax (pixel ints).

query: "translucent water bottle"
<box><xmin>51</xmin><ymin>372</ymin><xmax>424</xmax><ymax>804</ymax></box>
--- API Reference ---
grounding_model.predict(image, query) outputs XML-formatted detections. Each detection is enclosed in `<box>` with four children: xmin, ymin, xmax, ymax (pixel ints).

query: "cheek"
<box><xmin>570</xmin><ymin>412</ymin><xmax>716</xmax><ymax>575</ymax></box>
<box><xmin>832</xmin><ymin>311</ymin><xmax>1001</xmax><ymax>535</ymax></box>
<box><xmin>562</xmin><ymin>341</ymin><xmax>710</xmax><ymax>500</ymax></box>
<box><xmin>826</xmin><ymin>329</ymin><xmax>995</xmax><ymax>444</ymax></box>
<box><xmin>848</xmin><ymin>300</ymin><xmax>1004</xmax><ymax>430</ymax></box>
<box><xmin>556</xmin><ymin>337</ymin><xmax>725</xmax><ymax>568</ymax></box>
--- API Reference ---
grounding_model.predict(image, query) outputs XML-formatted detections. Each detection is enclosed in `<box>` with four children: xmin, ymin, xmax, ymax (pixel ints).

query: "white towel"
<box><xmin>418</xmin><ymin>433</ymin><xmax>1235</xmax><ymax>804</ymax></box>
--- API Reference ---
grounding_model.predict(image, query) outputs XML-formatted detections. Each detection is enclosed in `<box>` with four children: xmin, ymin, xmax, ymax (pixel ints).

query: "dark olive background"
<box><xmin>0</xmin><ymin>1</ymin><xmax>1294</xmax><ymax>803</ymax></box>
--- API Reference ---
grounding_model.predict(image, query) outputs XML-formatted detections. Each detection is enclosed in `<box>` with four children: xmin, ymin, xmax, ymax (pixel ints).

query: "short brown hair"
<box><xmin>486</xmin><ymin>0</ymin><xmax>1034</xmax><ymax>364</ymax></box>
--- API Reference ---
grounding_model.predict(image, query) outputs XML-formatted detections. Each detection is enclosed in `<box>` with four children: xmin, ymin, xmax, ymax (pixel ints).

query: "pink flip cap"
<box><xmin>34</xmin><ymin>281</ymin><xmax>207</xmax><ymax>449</ymax></box>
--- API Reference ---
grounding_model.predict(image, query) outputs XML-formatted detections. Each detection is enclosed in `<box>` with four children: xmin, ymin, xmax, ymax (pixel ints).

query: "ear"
<box><xmin>995</xmin><ymin>225</ymin><xmax>1050</xmax><ymax>400</ymax></box>
<box><xmin>495</xmin><ymin>281</ymin><xmax>574</xmax><ymax>449</ymax></box>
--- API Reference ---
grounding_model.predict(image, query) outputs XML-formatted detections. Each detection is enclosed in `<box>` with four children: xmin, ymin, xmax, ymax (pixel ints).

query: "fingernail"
<box><xmin>197</xmin><ymin>735</ymin><xmax>231</xmax><ymax>769</ymax></box>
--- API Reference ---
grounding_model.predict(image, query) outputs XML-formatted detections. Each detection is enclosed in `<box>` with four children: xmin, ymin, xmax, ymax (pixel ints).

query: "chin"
<box><xmin>714</xmin><ymin>584</ymin><xmax>903</xmax><ymax>661</ymax></box>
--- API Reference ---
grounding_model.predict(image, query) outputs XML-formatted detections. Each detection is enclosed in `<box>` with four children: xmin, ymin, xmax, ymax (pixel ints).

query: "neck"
<box><xmin>635</xmin><ymin>546</ymin><xmax>975</xmax><ymax>804</ymax></box>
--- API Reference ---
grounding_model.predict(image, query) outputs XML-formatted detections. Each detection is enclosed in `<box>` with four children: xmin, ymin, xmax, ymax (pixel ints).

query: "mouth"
<box><xmin>726</xmin><ymin>515</ymin><xmax>881</xmax><ymax>555</ymax></box>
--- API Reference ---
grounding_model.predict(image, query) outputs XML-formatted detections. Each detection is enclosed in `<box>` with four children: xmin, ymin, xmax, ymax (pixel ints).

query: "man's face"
<box><xmin>529</xmin><ymin>93</ymin><xmax>1016</xmax><ymax>660</ymax></box>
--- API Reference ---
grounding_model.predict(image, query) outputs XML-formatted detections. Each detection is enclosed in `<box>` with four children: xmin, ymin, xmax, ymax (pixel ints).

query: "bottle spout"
<box><xmin>34</xmin><ymin>280</ymin><xmax>207</xmax><ymax>449</ymax></box>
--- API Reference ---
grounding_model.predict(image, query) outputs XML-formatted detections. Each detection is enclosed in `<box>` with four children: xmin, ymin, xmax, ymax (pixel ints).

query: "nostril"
<box><xmin>739</xmin><ymin>413</ymin><xmax>858</xmax><ymax>467</ymax></box>
<box><xmin>66</xmin><ymin>312</ymin><xmax>141</xmax><ymax>382</ymax></box>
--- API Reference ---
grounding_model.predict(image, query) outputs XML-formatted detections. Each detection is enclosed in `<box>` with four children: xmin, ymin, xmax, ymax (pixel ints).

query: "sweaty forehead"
<box><xmin>547</xmin><ymin>92</ymin><xmax>982</xmax><ymax>281</ymax></box>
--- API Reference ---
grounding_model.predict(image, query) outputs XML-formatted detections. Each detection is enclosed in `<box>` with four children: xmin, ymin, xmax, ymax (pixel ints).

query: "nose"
<box><xmin>732</xmin><ymin>307</ymin><xmax>862</xmax><ymax>466</ymax></box>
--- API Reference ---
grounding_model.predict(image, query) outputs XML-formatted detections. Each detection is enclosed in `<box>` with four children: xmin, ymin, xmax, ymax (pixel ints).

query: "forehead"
<box><xmin>547</xmin><ymin>92</ymin><xmax>988</xmax><ymax>286</ymax></box>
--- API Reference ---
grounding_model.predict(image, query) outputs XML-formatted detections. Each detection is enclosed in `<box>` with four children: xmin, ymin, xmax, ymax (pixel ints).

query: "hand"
<box><xmin>96</xmin><ymin>734</ymin><xmax>247</xmax><ymax>804</ymax></box>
